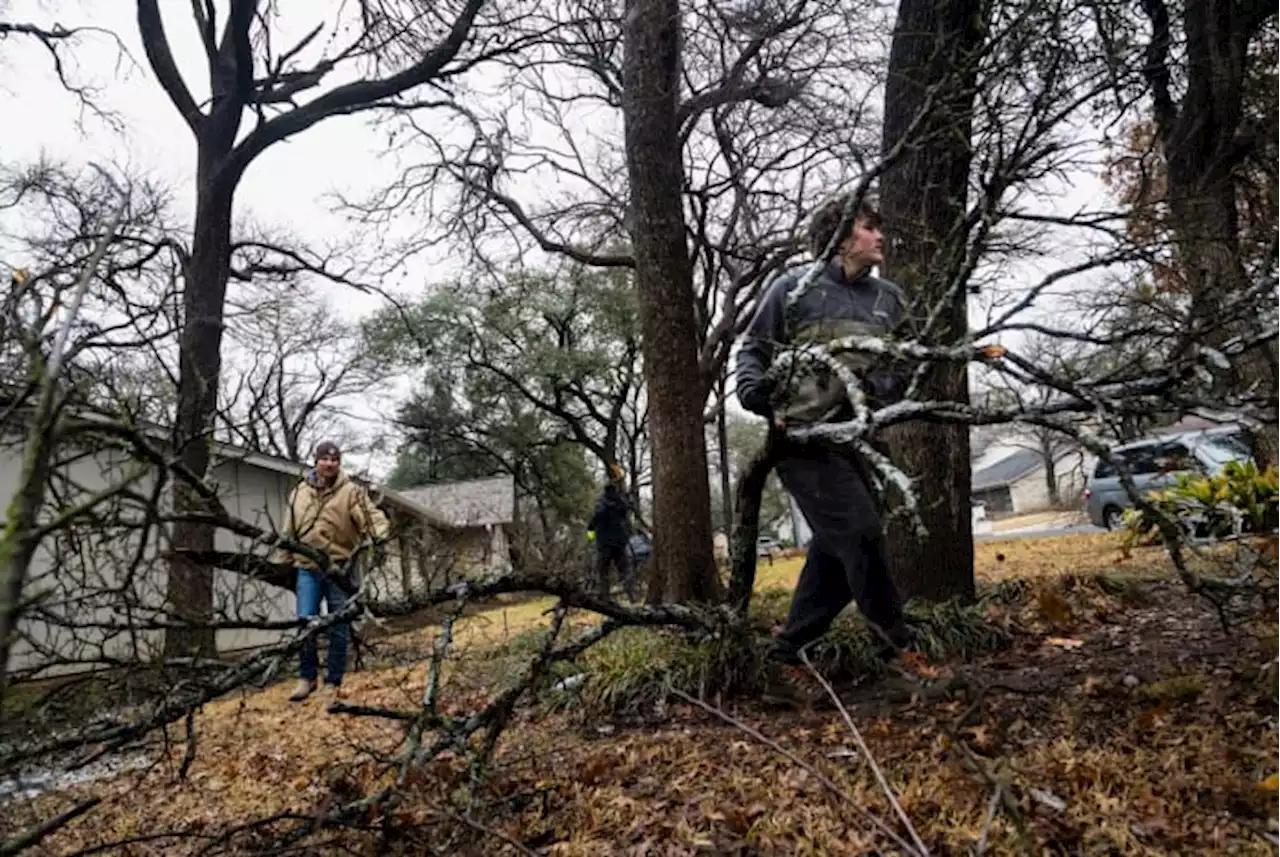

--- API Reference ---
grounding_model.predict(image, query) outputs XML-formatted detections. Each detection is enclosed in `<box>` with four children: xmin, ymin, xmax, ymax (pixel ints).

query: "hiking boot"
<box><xmin>761</xmin><ymin>664</ymin><xmax>825</xmax><ymax>709</ymax></box>
<box><xmin>767</xmin><ymin>641</ymin><xmax>802</xmax><ymax>666</ymax></box>
<box><xmin>288</xmin><ymin>678</ymin><xmax>315</xmax><ymax>702</ymax></box>
<box><xmin>873</xmin><ymin>620</ymin><xmax>923</xmax><ymax>662</ymax></box>
<box><xmin>320</xmin><ymin>682</ymin><xmax>345</xmax><ymax>711</ymax></box>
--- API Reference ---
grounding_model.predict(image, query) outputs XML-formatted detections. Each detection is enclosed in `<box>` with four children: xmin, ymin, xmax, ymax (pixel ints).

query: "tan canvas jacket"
<box><xmin>277</xmin><ymin>470</ymin><xmax>390</xmax><ymax>571</ymax></box>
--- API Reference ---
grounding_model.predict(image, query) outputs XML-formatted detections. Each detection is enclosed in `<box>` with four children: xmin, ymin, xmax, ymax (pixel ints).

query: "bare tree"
<box><xmin>219</xmin><ymin>284</ymin><xmax>390</xmax><ymax>463</ymax></box>
<box><xmin>875</xmin><ymin>0</ymin><xmax>986</xmax><ymax>601</ymax></box>
<box><xmin>348</xmin><ymin>0</ymin><xmax>888</xmax><ymax>598</ymax></box>
<box><xmin>1096</xmin><ymin>0</ymin><xmax>1280</xmax><ymax>460</ymax></box>
<box><xmin>132</xmin><ymin>0</ymin><xmax>538</xmax><ymax>657</ymax></box>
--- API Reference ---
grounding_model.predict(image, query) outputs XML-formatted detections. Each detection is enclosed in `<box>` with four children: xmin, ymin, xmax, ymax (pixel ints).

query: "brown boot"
<box><xmin>320</xmin><ymin>682</ymin><xmax>345</xmax><ymax>712</ymax></box>
<box><xmin>761</xmin><ymin>665</ymin><xmax>826</xmax><ymax>709</ymax></box>
<box><xmin>289</xmin><ymin>678</ymin><xmax>315</xmax><ymax>702</ymax></box>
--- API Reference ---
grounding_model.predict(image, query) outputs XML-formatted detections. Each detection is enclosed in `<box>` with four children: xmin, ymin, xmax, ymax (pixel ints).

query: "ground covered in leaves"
<box><xmin>5</xmin><ymin>533</ymin><xmax>1278</xmax><ymax>855</ymax></box>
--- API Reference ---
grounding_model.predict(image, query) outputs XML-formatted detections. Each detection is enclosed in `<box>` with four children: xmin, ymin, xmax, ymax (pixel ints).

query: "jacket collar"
<box><xmin>824</xmin><ymin>260</ymin><xmax>872</xmax><ymax>287</ymax></box>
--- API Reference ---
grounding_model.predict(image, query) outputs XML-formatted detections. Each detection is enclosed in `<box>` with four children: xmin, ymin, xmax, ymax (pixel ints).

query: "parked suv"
<box><xmin>1084</xmin><ymin>429</ymin><xmax>1252</xmax><ymax>529</ymax></box>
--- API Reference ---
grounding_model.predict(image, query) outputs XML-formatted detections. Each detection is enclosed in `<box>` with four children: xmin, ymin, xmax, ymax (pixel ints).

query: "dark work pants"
<box><xmin>594</xmin><ymin>543</ymin><xmax>637</xmax><ymax>600</ymax></box>
<box><xmin>774</xmin><ymin>443</ymin><xmax>905</xmax><ymax>656</ymax></box>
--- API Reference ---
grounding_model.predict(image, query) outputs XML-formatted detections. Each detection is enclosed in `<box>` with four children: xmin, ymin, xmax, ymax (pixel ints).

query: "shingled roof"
<box><xmin>400</xmin><ymin>475</ymin><xmax>516</xmax><ymax>528</ymax></box>
<box><xmin>971</xmin><ymin>448</ymin><xmax>1043</xmax><ymax>492</ymax></box>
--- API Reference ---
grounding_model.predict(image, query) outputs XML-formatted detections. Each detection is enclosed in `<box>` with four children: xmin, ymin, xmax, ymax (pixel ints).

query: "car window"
<box><xmin>1095</xmin><ymin>444</ymin><xmax>1169</xmax><ymax>477</ymax></box>
<box><xmin>1096</xmin><ymin>446</ymin><xmax>1156</xmax><ymax>478</ymax></box>
<box><xmin>1094</xmin><ymin>452</ymin><xmax>1127</xmax><ymax>479</ymax></box>
<box><xmin>1214</xmin><ymin>433</ymin><xmax>1252</xmax><ymax>458</ymax></box>
<box><xmin>1151</xmin><ymin>442</ymin><xmax>1196</xmax><ymax>473</ymax></box>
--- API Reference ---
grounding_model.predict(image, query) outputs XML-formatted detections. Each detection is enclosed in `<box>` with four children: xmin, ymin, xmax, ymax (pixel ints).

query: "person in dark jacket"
<box><xmin>587</xmin><ymin>468</ymin><xmax>637</xmax><ymax>601</ymax></box>
<box><xmin>736</xmin><ymin>193</ymin><xmax>916</xmax><ymax>663</ymax></box>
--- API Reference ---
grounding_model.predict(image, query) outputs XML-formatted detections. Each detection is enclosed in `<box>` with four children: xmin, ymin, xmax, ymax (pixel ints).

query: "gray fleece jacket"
<box><xmin>735</xmin><ymin>261</ymin><xmax>912</xmax><ymax>425</ymax></box>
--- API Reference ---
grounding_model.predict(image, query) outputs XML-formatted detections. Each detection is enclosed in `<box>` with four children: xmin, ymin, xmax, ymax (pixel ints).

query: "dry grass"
<box><xmin>5</xmin><ymin>533</ymin><xmax>1276</xmax><ymax>856</ymax></box>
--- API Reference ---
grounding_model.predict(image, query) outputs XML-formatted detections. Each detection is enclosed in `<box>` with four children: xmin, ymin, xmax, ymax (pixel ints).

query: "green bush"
<box><xmin>1123</xmin><ymin>461</ymin><xmax>1278</xmax><ymax>548</ymax></box>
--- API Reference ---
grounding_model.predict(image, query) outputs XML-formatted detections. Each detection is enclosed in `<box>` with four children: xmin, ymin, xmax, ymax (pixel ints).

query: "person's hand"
<box><xmin>740</xmin><ymin>376</ymin><xmax>778</xmax><ymax>417</ymax></box>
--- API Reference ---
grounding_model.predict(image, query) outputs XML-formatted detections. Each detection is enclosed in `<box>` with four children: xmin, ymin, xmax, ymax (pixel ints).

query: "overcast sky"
<box><xmin>2</xmin><ymin>0</ymin><xmax>1125</xmax><ymax>478</ymax></box>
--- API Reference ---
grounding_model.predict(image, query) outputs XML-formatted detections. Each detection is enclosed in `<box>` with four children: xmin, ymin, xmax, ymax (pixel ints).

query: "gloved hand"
<box><xmin>586</xmin><ymin>530</ymin><xmax>597</xmax><ymax>543</ymax></box>
<box><xmin>739</xmin><ymin>376</ymin><xmax>778</xmax><ymax>419</ymax></box>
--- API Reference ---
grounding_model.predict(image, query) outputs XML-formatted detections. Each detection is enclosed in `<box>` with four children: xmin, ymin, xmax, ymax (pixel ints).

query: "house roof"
<box><xmin>400</xmin><ymin>476</ymin><xmax>516</xmax><ymax>528</ymax></box>
<box><xmin>19</xmin><ymin>407</ymin><xmax>452</xmax><ymax>529</ymax></box>
<box><xmin>207</xmin><ymin>445</ymin><xmax>452</xmax><ymax>529</ymax></box>
<box><xmin>971</xmin><ymin>448</ymin><xmax>1043</xmax><ymax>492</ymax></box>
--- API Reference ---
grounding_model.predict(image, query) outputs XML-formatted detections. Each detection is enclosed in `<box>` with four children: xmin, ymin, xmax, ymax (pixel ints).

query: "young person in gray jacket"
<box><xmin>736</xmin><ymin>194</ymin><xmax>916</xmax><ymax>663</ymax></box>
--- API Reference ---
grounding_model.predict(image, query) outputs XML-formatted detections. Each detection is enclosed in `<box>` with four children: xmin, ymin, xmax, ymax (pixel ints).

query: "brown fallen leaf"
<box><xmin>1045</xmin><ymin>636</ymin><xmax>1085</xmax><ymax>649</ymax></box>
<box><xmin>1037</xmin><ymin>588</ymin><xmax>1076</xmax><ymax>626</ymax></box>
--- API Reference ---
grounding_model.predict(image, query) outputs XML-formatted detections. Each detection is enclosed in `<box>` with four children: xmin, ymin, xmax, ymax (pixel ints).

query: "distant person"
<box><xmin>278</xmin><ymin>441</ymin><xmax>389</xmax><ymax>703</ymax></box>
<box><xmin>587</xmin><ymin>465</ymin><xmax>638</xmax><ymax>601</ymax></box>
<box><xmin>735</xmin><ymin>193</ymin><xmax>917</xmax><ymax>664</ymax></box>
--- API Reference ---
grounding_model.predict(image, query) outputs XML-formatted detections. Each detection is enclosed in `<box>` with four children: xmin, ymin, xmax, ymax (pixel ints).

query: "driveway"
<box><xmin>975</xmin><ymin>522</ymin><xmax>1105</xmax><ymax>542</ymax></box>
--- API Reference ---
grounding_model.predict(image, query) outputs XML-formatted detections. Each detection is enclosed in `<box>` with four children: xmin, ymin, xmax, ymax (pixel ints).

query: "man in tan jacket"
<box><xmin>281</xmin><ymin>441</ymin><xmax>389</xmax><ymax>702</ymax></box>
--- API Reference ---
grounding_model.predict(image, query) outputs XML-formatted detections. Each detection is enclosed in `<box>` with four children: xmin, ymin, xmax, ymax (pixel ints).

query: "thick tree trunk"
<box><xmin>878</xmin><ymin>0</ymin><xmax>984</xmax><ymax>603</ymax></box>
<box><xmin>621</xmin><ymin>0</ymin><xmax>719</xmax><ymax>603</ymax></box>
<box><xmin>163</xmin><ymin>168</ymin><xmax>236</xmax><ymax>658</ymax></box>
<box><xmin>1146</xmin><ymin>0</ymin><xmax>1279</xmax><ymax>465</ymax></box>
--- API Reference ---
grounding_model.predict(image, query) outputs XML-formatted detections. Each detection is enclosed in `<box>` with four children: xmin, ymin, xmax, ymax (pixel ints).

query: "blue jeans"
<box><xmin>296</xmin><ymin>568</ymin><xmax>350</xmax><ymax>686</ymax></box>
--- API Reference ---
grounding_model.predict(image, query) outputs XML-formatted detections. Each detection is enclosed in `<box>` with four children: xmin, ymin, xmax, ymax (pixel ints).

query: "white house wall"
<box><xmin>208</xmin><ymin>458</ymin><xmax>299</xmax><ymax>653</ymax></box>
<box><xmin>1007</xmin><ymin>452</ymin><xmax>1094</xmax><ymax>514</ymax></box>
<box><xmin>6</xmin><ymin>433</ymin><xmax>534</xmax><ymax>677</ymax></box>
<box><xmin>6</xmin><ymin>441</ymin><xmax>335</xmax><ymax>675</ymax></box>
<box><xmin>4</xmin><ymin>439</ymin><xmax>167</xmax><ymax>676</ymax></box>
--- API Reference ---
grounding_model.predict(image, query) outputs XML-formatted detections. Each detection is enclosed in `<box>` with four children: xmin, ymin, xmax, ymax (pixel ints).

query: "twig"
<box><xmin>669</xmin><ymin>688</ymin><xmax>925</xmax><ymax>857</ymax></box>
<box><xmin>435</xmin><ymin>809</ymin><xmax>538</xmax><ymax>857</ymax></box>
<box><xmin>178</xmin><ymin>708</ymin><xmax>197</xmax><ymax>779</ymax></box>
<box><xmin>799</xmin><ymin>650</ymin><xmax>931</xmax><ymax>857</ymax></box>
<box><xmin>974</xmin><ymin>782</ymin><xmax>1001</xmax><ymax>856</ymax></box>
<box><xmin>0</xmin><ymin>797</ymin><xmax>102</xmax><ymax>856</ymax></box>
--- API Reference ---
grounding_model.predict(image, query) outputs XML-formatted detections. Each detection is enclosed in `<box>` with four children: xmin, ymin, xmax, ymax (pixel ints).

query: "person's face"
<box><xmin>841</xmin><ymin>216</ymin><xmax>884</xmax><ymax>272</ymax></box>
<box><xmin>315</xmin><ymin>453</ymin><xmax>340</xmax><ymax>484</ymax></box>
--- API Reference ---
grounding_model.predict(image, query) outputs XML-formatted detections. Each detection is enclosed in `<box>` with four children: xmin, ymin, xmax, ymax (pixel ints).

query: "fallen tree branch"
<box><xmin>669</xmin><ymin>688</ymin><xmax>926</xmax><ymax>857</ymax></box>
<box><xmin>800</xmin><ymin>650</ymin><xmax>931</xmax><ymax>856</ymax></box>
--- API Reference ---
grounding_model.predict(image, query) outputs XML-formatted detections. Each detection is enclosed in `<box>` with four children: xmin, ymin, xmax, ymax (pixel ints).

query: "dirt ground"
<box><xmin>4</xmin><ymin>535</ymin><xmax>1277</xmax><ymax>856</ymax></box>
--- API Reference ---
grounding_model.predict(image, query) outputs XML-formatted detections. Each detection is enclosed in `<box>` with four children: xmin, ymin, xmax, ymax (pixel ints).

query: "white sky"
<box><xmin>2</xmin><ymin>0</ymin><xmax>1126</xmax><ymax>478</ymax></box>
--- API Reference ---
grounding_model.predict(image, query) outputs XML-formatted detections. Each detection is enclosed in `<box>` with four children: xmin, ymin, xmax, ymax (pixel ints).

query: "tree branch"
<box><xmin>457</xmin><ymin>178</ymin><xmax>636</xmax><ymax>268</ymax></box>
<box><xmin>135</xmin><ymin>0</ymin><xmax>205</xmax><ymax>134</ymax></box>
<box><xmin>224</xmin><ymin>0</ymin><xmax>488</xmax><ymax>180</ymax></box>
<box><xmin>1138</xmin><ymin>0</ymin><xmax>1178</xmax><ymax>140</ymax></box>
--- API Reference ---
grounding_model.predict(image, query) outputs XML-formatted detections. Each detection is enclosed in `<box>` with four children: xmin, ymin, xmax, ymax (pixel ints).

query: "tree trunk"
<box><xmin>163</xmin><ymin>168</ymin><xmax>236</xmax><ymax>658</ymax></box>
<box><xmin>621</xmin><ymin>0</ymin><xmax>719</xmax><ymax>603</ymax></box>
<box><xmin>716</xmin><ymin>372</ymin><xmax>733</xmax><ymax>533</ymax></box>
<box><xmin>1042</xmin><ymin>436</ymin><xmax>1061</xmax><ymax>507</ymax></box>
<box><xmin>1146</xmin><ymin>0</ymin><xmax>1279</xmax><ymax>465</ymax></box>
<box><xmin>878</xmin><ymin>0</ymin><xmax>984</xmax><ymax>603</ymax></box>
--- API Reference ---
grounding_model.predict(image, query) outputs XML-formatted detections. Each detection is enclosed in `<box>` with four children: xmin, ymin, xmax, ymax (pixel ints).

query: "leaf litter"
<box><xmin>3</xmin><ymin>534</ymin><xmax>1276</xmax><ymax>855</ymax></box>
